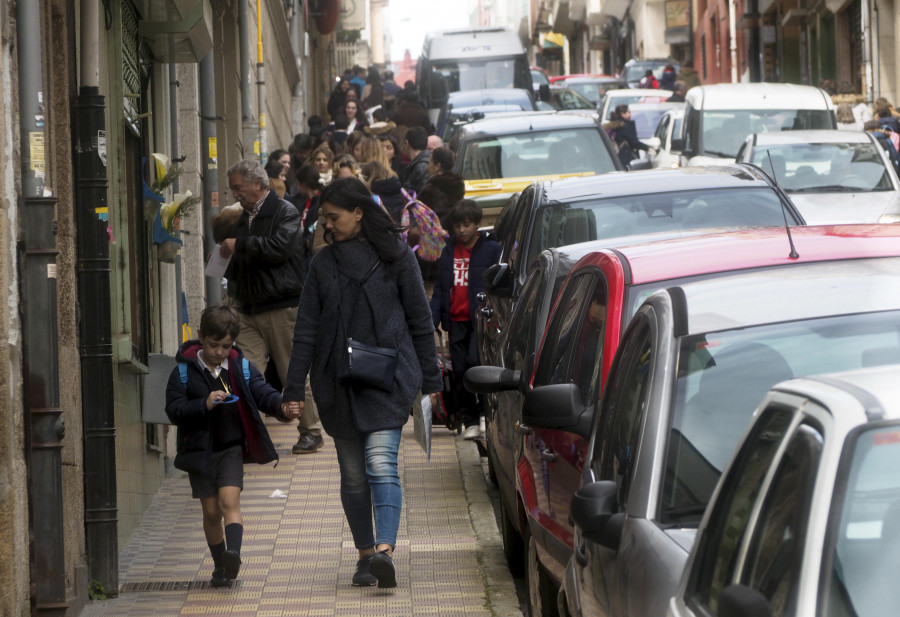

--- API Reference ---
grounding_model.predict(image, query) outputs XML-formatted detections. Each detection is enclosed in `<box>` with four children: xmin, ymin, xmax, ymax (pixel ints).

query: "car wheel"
<box><xmin>526</xmin><ymin>526</ymin><xmax>559</xmax><ymax>617</ymax></box>
<box><xmin>500</xmin><ymin>498</ymin><xmax>524</xmax><ymax>577</ymax></box>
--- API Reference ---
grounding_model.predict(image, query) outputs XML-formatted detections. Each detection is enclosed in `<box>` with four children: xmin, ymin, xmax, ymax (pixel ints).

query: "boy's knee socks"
<box><xmin>225</xmin><ymin>523</ymin><xmax>243</xmax><ymax>555</ymax></box>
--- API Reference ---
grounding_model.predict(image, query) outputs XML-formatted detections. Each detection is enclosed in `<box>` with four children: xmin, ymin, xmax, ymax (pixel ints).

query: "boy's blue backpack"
<box><xmin>179</xmin><ymin>358</ymin><xmax>250</xmax><ymax>386</ymax></box>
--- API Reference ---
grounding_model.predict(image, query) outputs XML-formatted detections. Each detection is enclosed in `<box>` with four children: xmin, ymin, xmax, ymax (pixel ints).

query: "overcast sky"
<box><xmin>387</xmin><ymin>0</ymin><xmax>471</xmax><ymax>60</ymax></box>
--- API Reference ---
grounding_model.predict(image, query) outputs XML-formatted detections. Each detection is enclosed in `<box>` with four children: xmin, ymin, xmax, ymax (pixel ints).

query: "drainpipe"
<box><xmin>289</xmin><ymin>0</ymin><xmax>304</xmax><ymax>134</ymax></box>
<box><xmin>199</xmin><ymin>54</ymin><xmax>222</xmax><ymax>304</ymax></box>
<box><xmin>73</xmin><ymin>0</ymin><xmax>118</xmax><ymax>596</ymax></box>
<box><xmin>872</xmin><ymin>0</ymin><xmax>880</xmax><ymax>100</ymax></box>
<box><xmin>861</xmin><ymin>0</ymin><xmax>873</xmax><ymax>102</ymax></box>
<box><xmin>169</xmin><ymin>64</ymin><xmax>185</xmax><ymax>334</ymax></box>
<box><xmin>17</xmin><ymin>0</ymin><xmax>68</xmax><ymax>614</ymax></box>
<box><xmin>729</xmin><ymin>0</ymin><xmax>738</xmax><ymax>82</ymax></box>
<box><xmin>257</xmin><ymin>0</ymin><xmax>268</xmax><ymax>161</ymax></box>
<box><xmin>239</xmin><ymin>0</ymin><xmax>256</xmax><ymax>157</ymax></box>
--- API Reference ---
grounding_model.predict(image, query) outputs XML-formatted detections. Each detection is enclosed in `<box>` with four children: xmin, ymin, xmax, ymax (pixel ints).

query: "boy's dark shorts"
<box><xmin>188</xmin><ymin>444</ymin><xmax>244</xmax><ymax>499</ymax></box>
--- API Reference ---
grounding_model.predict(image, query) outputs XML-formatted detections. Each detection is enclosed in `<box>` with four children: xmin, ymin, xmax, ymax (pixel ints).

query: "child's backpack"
<box><xmin>400</xmin><ymin>188</ymin><xmax>447</xmax><ymax>262</ymax></box>
<box><xmin>179</xmin><ymin>358</ymin><xmax>250</xmax><ymax>386</ymax></box>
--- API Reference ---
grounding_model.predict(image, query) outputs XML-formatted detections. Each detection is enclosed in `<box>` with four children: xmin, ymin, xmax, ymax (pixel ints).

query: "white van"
<box><xmin>416</xmin><ymin>27</ymin><xmax>532</xmax><ymax>125</ymax></box>
<box><xmin>678</xmin><ymin>83</ymin><xmax>836</xmax><ymax>166</ymax></box>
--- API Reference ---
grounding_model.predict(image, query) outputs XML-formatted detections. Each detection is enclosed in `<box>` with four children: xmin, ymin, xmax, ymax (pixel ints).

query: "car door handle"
<box><xmin>575</xmin><ymin>544</ymin><xmax>589</xmax><ymax>567</ymax></box>
<box><xmin>516</xmin><ymin>422</ymin><xmax>532</xmax><ymax>436</ymax></box>
<box><xmin>480</xmin><ymin>307</ymin><xmax>493</xmax><ymax>318</ymax></box>
<box><xmin>541</xmin><ymin>449</ymin><xmax>557</xmax><ymax>463</ymax></box>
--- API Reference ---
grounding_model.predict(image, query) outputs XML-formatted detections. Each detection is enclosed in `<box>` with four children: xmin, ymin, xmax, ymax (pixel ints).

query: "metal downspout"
<box><xmin>257</xmin><ymin>0</ymin><xmax>267</xmax><ymax>160</ymax></box>
<box><xmin>861</xmin><ymin>0</ymin><xmax>873</xmax><ymax>102</ymax></box>
<box><xmin>289</xmin><ymin>0</ymin><xmax>305</xmax><ymax>135</ymax></box>
<box><xmin>239</xmin><ymin>0</ymin><xmax>255</xmax><ymax>156</ymax></box>
<box><xmin>199</xmin><ymin>54</ymin><xmax>221</xmax><ymax>304</ymax></box>
<box><xmin>872</xmin><ymin>0</ymin><xmax>880</xmax><ymax>100</ymax></box>
<box><xmin>18</xmin><ymin>0</ymin><xmax>68</xmax><ymax>612</ymax></box>
<box><xmin>73</xmin><ymin>0</ymin><xmax>118</xmax><ymax>595</ymax></box>
<box><xmin>169</xmin><ymin>64</ymin><xmax>185</xmax><ymax>334</ymax></box>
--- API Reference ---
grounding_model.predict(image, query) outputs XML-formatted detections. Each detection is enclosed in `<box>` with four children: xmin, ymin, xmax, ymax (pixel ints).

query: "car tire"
<box><xmin>500</xmin><ymin>498</ymin><xmax>525</xmax><ymax>577</ymax></box>
<box><xmin>526</xmin><ymin>526</ymin><xmax>559</xmax><ymax>617</ymax></box>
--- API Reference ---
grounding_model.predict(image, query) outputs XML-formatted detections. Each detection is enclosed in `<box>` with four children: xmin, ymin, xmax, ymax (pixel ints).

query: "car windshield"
<box><xmin>830</xmin><ymin>423</ymin><xmax>900</xmax><ymax>616</ymax></box>
<box><xmin>531</xmin><ymin>70</ymin><xmax>549</xmax><ymax>86</ymax></box>
<box><xmin>624</xmin><ymin>62</ymin><xmax>675</xmax><ymax>85</ymax></box>
<box><xmin>701</xmin><ymin>110</ymin><xmax>835</xmax><ymax>158</ymax></box>
<box><xmin>547</xmin><ymin>89</ymin><xmax>595</xmax><ymax>110</ymax></box>
<box><xmin>631</xmin><ymin>107</ymin><xmax>675</xmax><ymax>139</ymax></box>
<box><xmin>524</xmin><ymin>187</ymin><xmax>790</xmax><ymax>267</ymax></box>
<box><xmin>749</xmin><ymin>142</ymin><xmax>894</xmax><ymax>192</ymax></box>
<box><xmin>660</xmin><ymin>310</ymin><xmax>900</xmax><ymax>526</ymax></box>
<box><xmin>460</xmin><ymin>128</ymin><xmax>617</xmax><ymax>180</ymax></box>
<box><xmin>429</xmin><ymin>57</ymin><xmax>530</xmax><ymax>99</ymax></box>
<box><xmin>603</xmin><ymin>94</ymin><xmax>670</xmax><ymax>119</ymax></box>
<box><xmin>568</xmin><ymin>81</ymin><xmax>624</xmax><ymax>104</ymax></box>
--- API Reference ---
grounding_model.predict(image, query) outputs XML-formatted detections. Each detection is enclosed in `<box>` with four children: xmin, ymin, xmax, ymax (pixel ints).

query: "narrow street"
<box><xmin>79</xmin><ymin>419</ymin><xmax>523</xmax><ymax>617</ymax></box>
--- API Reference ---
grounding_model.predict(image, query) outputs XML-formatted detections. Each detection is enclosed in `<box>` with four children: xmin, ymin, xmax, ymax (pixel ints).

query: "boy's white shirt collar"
<box><xmin>197</xmin><ymin>350</ymin><xmax>229</xmax><ymax>377</ymax></box>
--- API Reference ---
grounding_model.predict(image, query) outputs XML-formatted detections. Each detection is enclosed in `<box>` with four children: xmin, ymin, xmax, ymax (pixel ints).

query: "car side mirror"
<box><xmin>482</xmin><ymin>263</ymin><xmax>514</xmax><ymax>298</ymax></box>
<box><xmin>521</xmin><ymin>383</ymin><xmax>592</xmax><ymax>437</ymax></box>
<box><xmin>570</xmin><ymin>480</ymin><xmax>625</xmax><ymax>550</ymax></box>
<box><xmin>717</xmin><ymin>585</ymin><xmax>774</xmax><ymax>617</ymax></box>
<box><xmin>671</xmin><ymin>137</ymin><xmax>685</xmax><ymax>152</ymax></box>
<box><xmin>464</xmin><ymin>365</ymin><xmax>523</xmax><ymax>394</ymax></box>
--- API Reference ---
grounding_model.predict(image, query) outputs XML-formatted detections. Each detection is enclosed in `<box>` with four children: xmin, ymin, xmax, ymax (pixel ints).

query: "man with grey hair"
<box><xmin>220</xmin><ymin>159</ymin><xmax>325</xmax><ymax>454</ymax></box>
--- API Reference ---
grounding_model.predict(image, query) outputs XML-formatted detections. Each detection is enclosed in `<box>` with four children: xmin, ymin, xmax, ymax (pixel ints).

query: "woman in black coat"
<box><xmin>281</xmin><ymin>177</ymin><xmax>442</xmax><ymax>589</ymax></box>
<box><xmin>606</xmin><ymin>104</ymin><xmax>653</xmax><ymax>168</ymax></box>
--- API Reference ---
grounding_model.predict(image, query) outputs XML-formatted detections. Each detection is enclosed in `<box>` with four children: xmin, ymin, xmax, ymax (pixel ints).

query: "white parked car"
<box><xmin>668</xmin><ymin>363</ymin><xmax>900</xmax><ymax>617</ymax></box>
<box><xmin>646</xmin><ymin>107</ymin><xmax>684</xmax><ymax>168</ymax></box>
<box><xmin>736</xmin><ymin>130</ymin><xmax>900</xmax><ymax>224</ymax></box>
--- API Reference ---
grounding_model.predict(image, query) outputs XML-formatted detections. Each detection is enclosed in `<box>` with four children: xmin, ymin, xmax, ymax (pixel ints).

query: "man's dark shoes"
<box><xmin>352</xmin><ymin>553</ymin><xmax>377</xmax><ymax>587</ymax></box>
<box><xmin>221</xmin><ymin>550</ymin><xmax>241</xmax><ymax>580</ymax></box>
<box><xmin>210</xmin><ymin>566</ymin><xmax>230</xmax><ymax>588</ymax></box>
<box><xmin>292</xmin><ymin>432</ymin><xmax>324</xmax><ymax>454</ymax></box>
<box><xmin>369</xmin><ymin>550</ymin><xmax>397</xmax><ymax>588</ymax></box>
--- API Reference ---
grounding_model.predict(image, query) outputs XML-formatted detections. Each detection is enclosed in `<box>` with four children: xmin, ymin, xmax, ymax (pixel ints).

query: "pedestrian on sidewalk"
<box><xmin>429</xmin><ymin>200</ymin><xmax>501</xmax><ymax>439</ymax></box>
<box><xmin>218</xmin><ymin>159</ymin><xmax>326</xmax><ymax>455</ymax></box>
<box><xmin>281</xmin><ymin>177</ymin><xmax>442</xmax><ymax>589</ymax></box>
<box><xmin>165</xmin><ymin>303</ymin><xmax>288</xmax><ymax>588</ymax></box>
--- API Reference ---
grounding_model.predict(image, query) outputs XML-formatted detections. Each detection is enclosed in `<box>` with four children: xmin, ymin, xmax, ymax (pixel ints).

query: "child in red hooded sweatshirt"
<box><xmin>166</xmin><ymin>302</ymin><xmax>289</xmax><ymax>588</ymax></box>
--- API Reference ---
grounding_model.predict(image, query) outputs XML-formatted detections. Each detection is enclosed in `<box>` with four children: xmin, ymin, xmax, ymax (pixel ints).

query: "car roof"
<box><xmin>748</xmin><ymin>129</ymin><xmax>874</xmax><ymax>145</ymax></box>
<box><xmin>614</xmin><ymin>224</ymin><xmax>900</xmax><ymax>285</ymax></box>
<box><xmin>540</xmin><ymin>164</ymin><xmax>775</xmax><ymax>202</ymax></box>
<box><xmin>684</xmin><ymin>82</ymin><xmax>834</xmax><ymax>109</ymax></box>
<box><xmin>422</xmin><ymin>27</ymin><xmax>525</xmax><ymax>59</ymax></box>
<box><xmin>604</xmin><ymin>88</ymin><xmax>670</xmax><ymax>98</ymax></box>
<box><xmin>552</xmin><ymin>75</ymin><xmax>623</xmax><ymax>83</ymax></box>
<box><xmin>780</xmin><ymin>365</ymin><xmax>900</xmax><ymax>421</ymax></box>
<box><xmin>627</xmin><ymin>102</ymin><xmax>684</xmax><ymax>112</ymax></box>
<box><xmin>455</xmin><ymin>111</ymin><xmax>601</xmax><ymax>137</ymax></box>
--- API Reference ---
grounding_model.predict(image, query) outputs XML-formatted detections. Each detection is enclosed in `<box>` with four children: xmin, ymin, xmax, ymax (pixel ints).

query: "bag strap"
<box><xmin>178</xmin><ymin>362</ymin><xmax>188</xmax><ymax>385</ymax></box>
<box><xmin>180</xmin><ymin>358</ymin><xmax>248</xmax><ymax>384</ymax></box>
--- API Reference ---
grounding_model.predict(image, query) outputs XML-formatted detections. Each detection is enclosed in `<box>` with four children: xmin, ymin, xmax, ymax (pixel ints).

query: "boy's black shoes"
<box><xmin>352</xmin><ymin>553</ymin><xmax>377</xmax><ymax>587</ymax></box>
<box><xmin>369</xmin><ymin>550</ymin><xmax>397</xmax><ymax>588</ymax></box>
<box><xmin>292</xmin><ymin>432</ymin><xmax>324</xmax><ymax>454</ymax></box>
<box><xmin>210</xmin><ymin>566</ymin><xmax>230</xmax><ymax>588</ymax></box>
<box><xmin>221</xmin><ymin>550</ymin><xmax>241</xmax><ymax>580</ymax></box>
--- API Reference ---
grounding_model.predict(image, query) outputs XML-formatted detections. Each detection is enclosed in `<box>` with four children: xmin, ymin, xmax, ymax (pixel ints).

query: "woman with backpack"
<box><xmin>282</xmin><ymin>177</ymin><xmax>442</xmax><ymax>590</ymax></box>
<box><xmin>418</xmin><ymin>147</ymin><xmax>465</xmax><ymax>232</ymax></box>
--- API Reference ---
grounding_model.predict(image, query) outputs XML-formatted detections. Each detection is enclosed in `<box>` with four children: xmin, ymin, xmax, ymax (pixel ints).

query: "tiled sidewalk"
<box><xmin>79</xmin><ymin>418</ymin><xmax>522</xmax><ymax>616</ymax></box>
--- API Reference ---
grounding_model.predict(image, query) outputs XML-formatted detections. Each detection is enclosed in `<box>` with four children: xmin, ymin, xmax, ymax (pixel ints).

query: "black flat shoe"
<box><xmin>369</xmin><ymin>550</ymin><xmax>396</xmax><ymax>589</ymax></box>
<box><xmin>221</xmin><ymin>549</ymin><xmax>241</xmax><ymax>580</ymax></box>
<box><xmin>352</xmin><ymin>553</ymin><xmax>377</xmax><ymax>587</ymax></box>
<box><xmin>210</xmin><ymin>566</ymin><xmax>230</xmax><ymax>588</ymax></box>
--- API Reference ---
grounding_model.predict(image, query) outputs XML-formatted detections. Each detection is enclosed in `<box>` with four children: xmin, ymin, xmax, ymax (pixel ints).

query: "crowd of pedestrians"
<box><xmin>165</xmin><ymin>64</ymin><xmax>492</xmax><ymax>592</ymax></box>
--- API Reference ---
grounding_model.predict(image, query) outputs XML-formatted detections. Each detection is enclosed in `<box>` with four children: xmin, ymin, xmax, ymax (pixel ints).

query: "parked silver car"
<box><xmin>736</xmin><ymin>129</ymin><xmax>900</xmax><ymax>224</ymax></box>
<box><xmin>668</xmin><ymin>364</ymin><xmax>900</xmax><ymax>617</ymax></box>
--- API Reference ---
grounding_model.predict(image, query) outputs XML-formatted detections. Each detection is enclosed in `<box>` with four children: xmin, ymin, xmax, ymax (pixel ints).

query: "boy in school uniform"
<box><xmin>165</xmin><ymin>303</ymin><xmax>288</xmax><ymax>587</ymax></box>
<box><xmin>430</xmin><ymin>199</ymin><xmax>502</xmax><ymax>438</ymax></box>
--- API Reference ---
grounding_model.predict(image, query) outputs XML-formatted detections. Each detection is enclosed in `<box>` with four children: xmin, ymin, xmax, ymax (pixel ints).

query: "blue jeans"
<box><xmin>332</xmin><ymin>428</ymin><xmax>402</xmax><ymax>550</ymax></box>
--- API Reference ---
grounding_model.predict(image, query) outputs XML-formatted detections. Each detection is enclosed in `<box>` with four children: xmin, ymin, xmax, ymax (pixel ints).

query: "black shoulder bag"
<box><xmin>335</xmin><ymin>258</ymin><xmax>399</xmax><ymax>392</ymax></box>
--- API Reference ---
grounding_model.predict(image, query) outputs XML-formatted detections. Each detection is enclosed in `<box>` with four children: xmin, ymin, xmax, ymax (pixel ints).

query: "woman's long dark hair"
<box><xmin>319</xmin><ymin>177</ymin><xmax>405</xmax><ymax>262</ymax></box>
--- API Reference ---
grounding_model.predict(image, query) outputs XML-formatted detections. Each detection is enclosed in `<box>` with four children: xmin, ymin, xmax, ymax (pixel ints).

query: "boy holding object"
<box><xmin>165</xmin><ymin>303</ymin><xmax>288</xmax><ymax>587</ymax></box>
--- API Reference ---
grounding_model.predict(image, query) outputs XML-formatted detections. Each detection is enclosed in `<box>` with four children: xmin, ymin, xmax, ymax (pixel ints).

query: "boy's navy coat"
<box><xmin>165</xmin><ymin>341</ymin><xmax>284</xmax><ymax>476</ymax></box>
<box><xmin>430</xmin><ymin>233</ymin><xmax>502</xmax><ymax>331</ymax></box>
